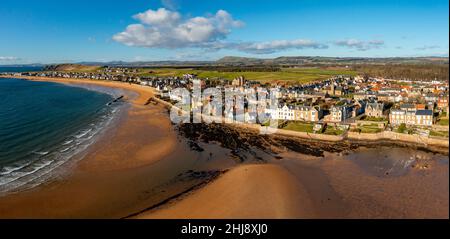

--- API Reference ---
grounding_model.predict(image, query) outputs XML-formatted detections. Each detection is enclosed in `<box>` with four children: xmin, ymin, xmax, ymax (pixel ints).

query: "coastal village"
<box><xmin>5</xmin><ymin>67</ymin><xmax>449</xmax><ymax>140</ymax></box>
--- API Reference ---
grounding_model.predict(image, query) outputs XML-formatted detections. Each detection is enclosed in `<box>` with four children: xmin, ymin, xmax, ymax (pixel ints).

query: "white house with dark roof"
<box><xmin>389</xmin><ymin>108</ymin><xmax>433</xmax><ymax>126</ymax></box>
<box><xmin>415</xmin><ymin>110</ymin><xmax>433</xmax><ymax>126</ymax></box>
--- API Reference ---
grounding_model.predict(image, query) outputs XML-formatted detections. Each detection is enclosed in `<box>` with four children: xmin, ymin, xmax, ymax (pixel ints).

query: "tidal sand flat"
<box><xmin>139</xmin><ymin>147</ymin><xmax>448</xmax><ymax>219</ymax></box>
<box><xmin>138</xmin><ymin>124</ymin><xmax>448</xmax><ymax>219</ymax></box>
<box><xmin>136</xmin><ymin>164</ymin><xmax>316</xmax><ymax>219</ymax></box>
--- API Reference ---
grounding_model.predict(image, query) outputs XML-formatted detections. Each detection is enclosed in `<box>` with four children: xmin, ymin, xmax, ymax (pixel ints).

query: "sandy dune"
<box><xmin>137</xmin><ymin>164</ymin><xmax>316</xmax><ymax>219</ymax></box>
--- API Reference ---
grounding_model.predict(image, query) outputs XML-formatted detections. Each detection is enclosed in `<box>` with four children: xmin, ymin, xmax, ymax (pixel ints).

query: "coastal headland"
<box><xmin>0</xmin><ymin>76</ymin><xmax>448</xmax><ymax>219</ymax></box>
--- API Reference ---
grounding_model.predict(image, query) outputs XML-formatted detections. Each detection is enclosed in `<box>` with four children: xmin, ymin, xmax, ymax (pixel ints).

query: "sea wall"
<box><xmin>432</xmin><ymin>124</ymin><xmax>449</xmax><ymax>131</ymax></box>
<box><xmin>347</xmin><ymin>131</ymin><xmax>449</xmax><ymax>147</ymax></box>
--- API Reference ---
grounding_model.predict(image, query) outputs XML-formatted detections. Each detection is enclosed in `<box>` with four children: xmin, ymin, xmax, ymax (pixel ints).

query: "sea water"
<box><xmin>0</xmin><ymin>78</ymin><xmax>122</xmax><ymax>193</ymax></box>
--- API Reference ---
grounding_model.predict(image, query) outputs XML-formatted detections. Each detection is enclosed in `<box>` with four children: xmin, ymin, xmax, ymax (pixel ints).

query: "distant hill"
<box><xmin>216</xmin><ymin>56</ymin><xmax>449</xmax><ymax>65</ymax></box>
<box><xmin>12</xmin><ymin>55</ymin><xmax>449</xmax><ymax>70</ymax></box>
<box><xmin>216</xmin><ymin>56</ymin><xmax>265</xmax><ymax>64</ymax></box>
<box><xmin>43</xmin><ymin>64</ymin><xmax>102</xmax><ymax>72</ymax></box>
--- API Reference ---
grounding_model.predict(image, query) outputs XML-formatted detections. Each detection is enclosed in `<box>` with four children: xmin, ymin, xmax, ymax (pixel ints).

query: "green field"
<box><xmin>281</xmin><ymin>121</ymin><xmax>314</xmax><ymax>133</ymax></box>
<box><xmin>47</xmin><ymin>64</ymin><xmax>357</xmax><ymax>84</ymax></box>
<box><xmin>361</xmin><ymin>116</ymin><xmax>387</xmax><ymax>122</ymax></box>
<box><xmin>430</xmin><ymin>130</ymin><xmax>449</xmax><ymax>138</ymax></box>
<box><xmin>356</xmin><ymin>124</ymin><xmax>383</xmax><ymax>133</ymax></box>
<box><xmin>323</xmin><ymin>126</ymin><xmax>344</xmax><ymax>135</ymax></box>
<box><xmin>47</xmin><ymin>64</ymin><xmax>103</xmax><ymax>73</ymax></box>
<box><xmin>138</xmin><ymin>67</ymin><xmax>357</xmax><ymax>84</ymax></box>
<box><xmin>437</xmin><ymin>118</ymin><xmax>449</xmax><ymax>126</ymax></box>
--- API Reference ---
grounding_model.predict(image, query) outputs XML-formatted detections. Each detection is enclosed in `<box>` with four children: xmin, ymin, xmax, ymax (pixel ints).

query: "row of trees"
<box><xmin>352</xmin><ymin>64</ymin><xmax>449</xmax><ymax>81</ymax></box>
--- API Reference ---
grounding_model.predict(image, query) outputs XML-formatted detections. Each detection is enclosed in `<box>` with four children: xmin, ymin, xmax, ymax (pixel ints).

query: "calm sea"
<box><xmin>0</xmin><ymin>77</ymin><xmax>122</xmax><ymax>193</ymax></box>
<box><xmin>0</xmin><ymin>66</ymin><xmax>43</xmax><ymax>73</ymax></box>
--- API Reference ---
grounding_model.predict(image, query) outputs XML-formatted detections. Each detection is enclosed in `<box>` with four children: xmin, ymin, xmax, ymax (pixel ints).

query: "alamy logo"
<box><xmin>169</xmin><ymin>80</ymin><xmax>279</xmax><ymax>134</ymax></box>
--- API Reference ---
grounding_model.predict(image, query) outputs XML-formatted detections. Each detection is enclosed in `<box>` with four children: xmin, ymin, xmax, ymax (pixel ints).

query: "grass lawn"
<box><xmin>437</xmin><ymin>118</ymin><xmax>449</xmax><ymax>126</ymax></box>
<box><xmin>360</xmin><ymin>128</ymin><xmax>382</xmax><ymax>133</ymax></box>
<box><xmin>137</xmin><ymin>67</ymin><xmax>357</xmax><ymax>84</ymax></box>
<box><xmin>361</xmin><ymin>126</ymin><xmax>382</xmax><ymax>133</ymax></box>
<box><xmin>281</xmin><ymin>121</ymin><xmax>314</xmax><ymax>133</ymax></box>
<box><xmin>323</xmin><ymin>126</ymin><xmax>344</xmax><ymax>135</ymax></box>
<box><xmin>261</xmin><ymin>119</ymin><xmax>279</xmax><ymax>127</ymax></box>
<box><xmin>362</xmin><ymin>116</ymin><xmax>387</xmax><ymax>122</ymax></box>
<box><xmin>355</xmin><ymin>123</ymin><xmax>383</xmax><ymax>133</ymax></box>
<box><xmin>430</xmin><ymin>130</ymin><xmax>449</xmax><ymax>138</ymax></box>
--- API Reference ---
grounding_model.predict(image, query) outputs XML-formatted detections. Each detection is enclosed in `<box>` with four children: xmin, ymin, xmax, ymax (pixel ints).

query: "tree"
<box><xmin>397</xmin><ymin>123</ymin><xmax>407</xmax><ymax>133</ymax></box>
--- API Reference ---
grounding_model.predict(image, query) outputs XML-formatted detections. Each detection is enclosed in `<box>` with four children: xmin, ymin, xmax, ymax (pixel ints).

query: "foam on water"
<box><xmin>0</xmin><ymin>79</ymin><xmax>126</xmax><ymax>194</ymax></box>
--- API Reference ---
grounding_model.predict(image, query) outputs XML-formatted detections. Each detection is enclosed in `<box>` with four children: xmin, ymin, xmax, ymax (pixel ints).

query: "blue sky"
<box><xmin>0</xmin><ymin>0</ymin><xmax>448</xmax><ymax>64</ymax></box>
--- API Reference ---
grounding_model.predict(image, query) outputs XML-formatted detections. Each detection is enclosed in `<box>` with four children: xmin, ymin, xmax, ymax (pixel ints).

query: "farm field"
<box><xmin>137</xmin><ymin>67</ymin><xmax>357</xmax><ymax>84</ymax></box>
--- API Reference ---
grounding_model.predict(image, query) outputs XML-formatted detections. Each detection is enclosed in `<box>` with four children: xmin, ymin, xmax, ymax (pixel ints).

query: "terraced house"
<box><xmin>293</xmin><ymin>106</ymin><xmax>323</xmax><ymax>122</ymax></box>
<box><xmin>266</xmin><ymin>104</ymin><xmax>323</xmax><ymax>122</ymax></box>
<box><xmin>389</xmin><ymin>108</ymin><xmax>433</xmax><ymax>126</ymax></box>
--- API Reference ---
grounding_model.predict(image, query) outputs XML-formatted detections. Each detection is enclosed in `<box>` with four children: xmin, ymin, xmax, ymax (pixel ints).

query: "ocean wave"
<box><xmin>32</xmin><ymin>151</ymin><xmax>49</xmax><ymax>156</ymax></box>
<box><xmin>0</xmin><ymin>164</ymin><xmax>29</xmax><ymax>176</ymax></box>
<box><xmin>0</xmin><ymin>103</ymin><xmax>124</xmax><ymax>194</ymax></box>
<box><xmin>75</xmin><ymin>129</ymin><xmax>92</xmax><ymax>139</ymax></box>
<box><xmin>60</xmin><ymin>147</ymin><xmax>72</xmax><ymax>153</ymax></box>
<box><xmin>0</xmin><ymin>160</ymin><xmax>52</xmax><ymax>186</ymax></box>
<box><xmin>62</xmin><ymin>140</ymin><xmax>73</xmax><ymax>145</ymax></box>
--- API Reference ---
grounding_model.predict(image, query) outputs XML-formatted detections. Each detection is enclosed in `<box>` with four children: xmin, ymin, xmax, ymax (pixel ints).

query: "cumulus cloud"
<box><xmin>133</xmin><ymin>8</ymin><xmax>181</xmax><ymax>26</ymax></box>
<box><xmin>334</xmin><ymin>39</ymin><xmax>385</xmax><ymax>51</ymax></box>
<box><xmin>0</xmin><ymin>56</ymin><xmax>19</xmax><ymax>61</ymax></box>
<box><xmin>414</xmin><ymin>45</ymin><xmax>440</xmax><ymax>50</ymax></box>
<box><xmin>113</xmin><ymin>8</ymin><xmax>328</xmax><ymax>54</ymax></box>
<box><xmin>113</xmin><ymin>8</ymin><xmax>243</xmax><ymax>49</ymax></box>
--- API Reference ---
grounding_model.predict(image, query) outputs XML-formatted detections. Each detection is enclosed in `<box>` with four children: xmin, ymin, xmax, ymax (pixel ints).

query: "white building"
<box><xmin>389</xmin><ymin>109</ymin><xmax>433</xmax><ymax>126</ymax></box>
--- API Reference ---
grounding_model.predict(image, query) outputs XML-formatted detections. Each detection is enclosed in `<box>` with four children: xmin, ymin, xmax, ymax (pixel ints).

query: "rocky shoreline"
<box><xmin>175</xmin><ymin>122</ymin><xmax>448</xmax><ymax>160</ymax></box>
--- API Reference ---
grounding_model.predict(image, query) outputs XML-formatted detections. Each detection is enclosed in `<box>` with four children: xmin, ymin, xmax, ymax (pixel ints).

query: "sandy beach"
<box><xmin>136</xmin><ymin>164</ymin><xmax>316</xmax><ymax>219</ymax></box>
<box><xmin>0</xmin><ymin>76</ymin><xmax>311</xmax><ymax>218</ymax></box>
<box><xmin>0</xmin><ymin>76</ymin><xmax>448</xmax><ymax>219</ymax></box>
<box><xmin>0</xmin><ymin>76</ymin><xmax>196</xmax><ymax>217</ymax></box>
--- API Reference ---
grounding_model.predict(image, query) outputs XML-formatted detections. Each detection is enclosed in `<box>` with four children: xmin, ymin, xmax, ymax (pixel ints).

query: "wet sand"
<box><xmin>136</xmin><ymin>164</ymin><xmax>316</xmax><ymax>219</ymax></box>
<box><xmin>0</xmin><ymin>77</ymin><xmax>232</xmax><ymax>218</ymax></box>
<box><xmin>138</xmin><ymin>148</ymin><xmax>448</xmax><ymax>219</ymax></box>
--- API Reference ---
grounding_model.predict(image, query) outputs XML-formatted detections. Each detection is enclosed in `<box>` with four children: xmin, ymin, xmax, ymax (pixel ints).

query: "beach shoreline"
<box><xmin>1</xmin><ymin>75</ymin><xmax>448</xmax><ymax>154</ymax></box>
<box><xmin>0</xmin><ymin>75</ymin><xmax>300</xmax><ymax>218</ymax></box>
<box><xmin>0</xmin><ymin>76</ymin><xmax>215</xmax><ymax>218</ymax></box>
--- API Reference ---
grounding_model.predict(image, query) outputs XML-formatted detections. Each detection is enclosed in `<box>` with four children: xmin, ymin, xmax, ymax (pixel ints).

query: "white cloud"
<box><xmin>414</xmin><ymin>45</ymin><xmax>440</xmax><ymax>50</ymax></box>
<box><xmin>0</xmin><ymin>56</ymin><xmax>20</xmax><ymax>61</ymax></box>
<box><xmin>133</xmin><ymin>8</ymin><xmax>181</xmax><ymax>26</ymax></box>
<box><xmin>113</xmin><ymin>8</ymin><xmax>243</xmax><ymax>49</ymax></box>
<box><xmin>234</xmin><ymin>39</ymin><xmax>328</xmax><ymax>54</ymax></box>
<box><xmin>334</xmin><ymin>39</ymin><xmax>385</xmax><ymax>51</ymax></box>
<box><xmin>113</xmin><ymin>8</ymin><xmax>328</xmax><ymax>55</ymax></box>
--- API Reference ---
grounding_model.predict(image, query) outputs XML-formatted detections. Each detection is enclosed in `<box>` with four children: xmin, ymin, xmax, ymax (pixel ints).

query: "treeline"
<box><xmin>352</xmin><ymin>64</ymin><xmax>449</xmax><ymax>81</ymax></box>
<box><xmin>194</xmin><ymin>66</ymin><xmax>281</xmax><ymax>72</ymax></box>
